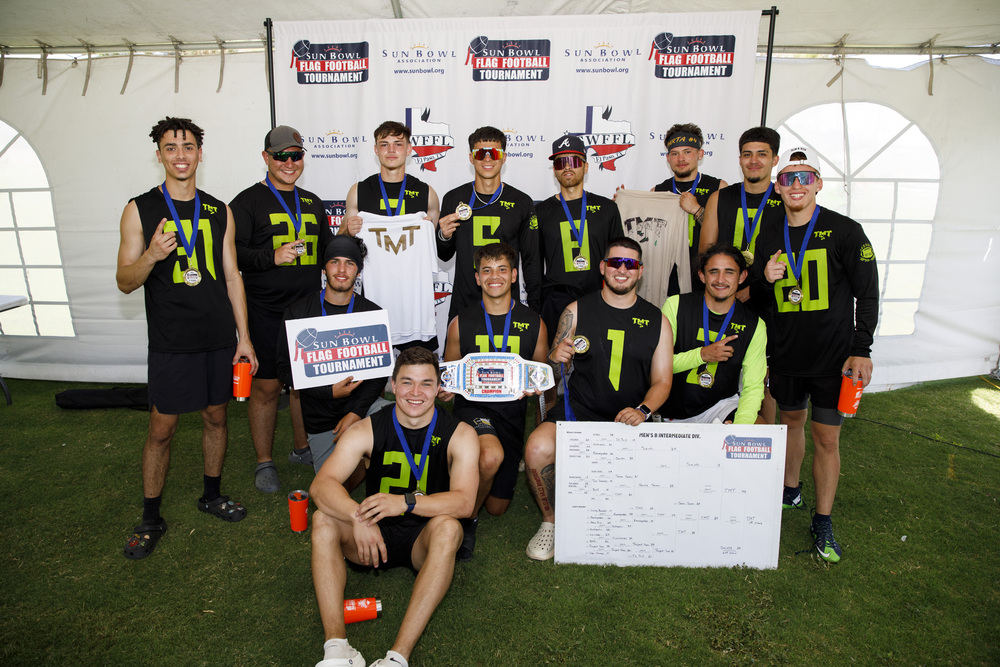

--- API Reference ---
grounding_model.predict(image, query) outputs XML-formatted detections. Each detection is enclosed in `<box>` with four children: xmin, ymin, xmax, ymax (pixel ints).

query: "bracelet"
<box><xmin>437</xmin><ymin>228</ymin><xmax>451</xmax><ymax>243</ymax></box>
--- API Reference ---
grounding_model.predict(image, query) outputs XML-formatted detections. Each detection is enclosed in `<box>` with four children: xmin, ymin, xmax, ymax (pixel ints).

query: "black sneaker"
<box><xmin>457</xmin><ymin>517</ymin><xmax>478</xmax><ymax>562</ymax></box>
<box><xmin>811</xmin><ymin>516</ymin><xmax>842</xmax><ymax>563</ymax></box>
<box><xmin>782</xmin><ymin>484</ymin><xmax>804</xmax><ymax>510</ymax></box>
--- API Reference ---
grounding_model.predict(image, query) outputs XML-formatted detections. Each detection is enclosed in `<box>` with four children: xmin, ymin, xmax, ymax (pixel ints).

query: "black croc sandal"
<box><xmin>124</xmin><ymin>520</ymin><xmax>167</xmax><ymax>560</ymax></box>
<box><xmin>197</xmin><ymin>495</ymin><xmax>247</xmax><ymax>522</ymax></box>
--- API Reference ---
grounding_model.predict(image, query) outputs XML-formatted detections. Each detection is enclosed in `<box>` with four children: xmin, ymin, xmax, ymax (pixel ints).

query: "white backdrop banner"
<box><xmin>273</xmin><ymin>12</ymin><xmax>760</xmax><ymax>225</ymax></box>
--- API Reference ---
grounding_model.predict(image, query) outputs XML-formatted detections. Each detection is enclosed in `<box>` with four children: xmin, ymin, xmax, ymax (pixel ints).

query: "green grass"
<box><xmin>1</xmin><ymin>376</ymin><xmax>998</xmax><ymax>665</ymax></box>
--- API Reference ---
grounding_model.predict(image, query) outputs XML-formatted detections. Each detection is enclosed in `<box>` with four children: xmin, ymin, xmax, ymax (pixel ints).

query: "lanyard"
<box><xmin>558</xmin><ymin>190</ymin><xmax>587</xmax><ymax>250</ymax></box>
<box><xmin>392</xmin><ymin>406</ymin><xmax>437</xmax><ymax>488</ymax></box>
<box><xmin>265</xmin><ymin>175</ymin><xmax>302</xmax><ymax>237</ymax></box>
<box><xmin>702</xmin><ymin>300</ymin><xmax>736</xmax><ymax>348</ymax></box>
<box><xmin>561</xmin><ymin>364</ymin><xmax>577</xmax><ymax>422</ymax></box>
<box><xmin>160</xmin><ymin>182</ymin><xmax>201</xmax><ymax>264</ymax></box>
<box><xmin>468</xmin><ymin>183</ymin><xmax>504</xmax><ymax>211</ymax></box>
<box><xmin>378</xmin><ymin>174</ymin><xmax>407</xmax><ymax>217</ymax></box>
<box><xmin>482</xmin><ymin>299</ymin><xmax>514</xmax><ymax>353</ymax></box>
<box><xmin>672</xmin><ymin>172</ymin><xmax>700</xmax><ymax>195</ymax></box>
<box><xmin>319</xmin><ymin>291</ymin><xmax>355</xmax><ymax>317</ymax></box>
<box><xmin>782</xmin><ymin>206</ymin><xmax>823</xmax><ymax>285</ymax></box>
<box><xmin>739</xmin><ymin>182</ymin><xmax>774</xmax><ymax>250</ymax></box>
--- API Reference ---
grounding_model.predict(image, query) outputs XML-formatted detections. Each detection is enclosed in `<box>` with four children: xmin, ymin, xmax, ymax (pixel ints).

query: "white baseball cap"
<box><xmin>776</xmin><ymin>146</ymin><xmax>821</xmax><ymax>175</ymax></box>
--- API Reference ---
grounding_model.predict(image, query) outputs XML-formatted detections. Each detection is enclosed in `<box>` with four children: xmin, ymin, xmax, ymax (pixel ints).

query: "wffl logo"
<box><xmin>405</xmin><ymin>107</ymin><xmax>454</xmax><ymax>172</ymax></box>
<box><xmin>566</xmin><ymin>107</ymin><xmax>635</xmax><ymax>171</ymax></box>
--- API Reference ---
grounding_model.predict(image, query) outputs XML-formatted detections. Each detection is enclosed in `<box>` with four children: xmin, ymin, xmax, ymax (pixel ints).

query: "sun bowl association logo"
<box><xmin>290</xmin><ymin>39</ymin><xmax>370</xmax><ymax>84</ymax></box>
<box><xmin>564</xmin><ymin>106</ymin><xmax>635</xmax><ymax>171</ymax></box>
<box><xmin>323</xmin><ymin>200</ymin><xmax>346</xmax><ymax>234</ymax></box>
<box><xmin>564</xmin><ymin>42</ymin><xmax>640</xmax><ymax>72</ymax></box>
<box><xmin>648</xmin><ymin>32</ymin><xmax>736</xmax><ymax>79</ymax></box>
<box><xmin>381</xmin><ymin>43</ymin><xmax>457</xmax><ymax>73</ymax></box>
<box><xmin>466</xmin><ymin>35</ymin><xmax>551</xmax><ymax>81</ymax></box>
<box><xmin>305</xmin><ymin>131</ymin><xmax>366</xmax><ymax>160</ymax></box>
<box><xmin>405</xmin><ymin>107</ymin><xmax>454</xmax><ymax>172</ymax></box>
<box><xmin>722</xmin><ymin>435</ymin><xmax>772</xmax><ymax>460</ymax></box>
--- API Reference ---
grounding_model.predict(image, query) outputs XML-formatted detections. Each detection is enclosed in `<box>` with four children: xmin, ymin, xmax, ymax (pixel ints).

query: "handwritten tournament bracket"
<box><xmin>554</xmin><ymin>422</ymin><xmax>787</xmax><ymax>569</ymax></box>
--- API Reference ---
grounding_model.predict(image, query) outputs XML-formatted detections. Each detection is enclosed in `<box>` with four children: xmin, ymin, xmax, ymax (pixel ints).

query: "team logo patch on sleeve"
<box><xmin>860</xmin><ymin>243</ymin><xmax>875</xmax><ymax>262</ymax></box>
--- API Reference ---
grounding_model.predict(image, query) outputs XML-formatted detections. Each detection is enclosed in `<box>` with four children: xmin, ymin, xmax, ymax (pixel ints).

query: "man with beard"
<box><xmin>277</xmin><ymin>236</ymin><xmax>386</xmax><ymax>481</ymax></box>
<box><xmin>522</xmin><ymin>236</ymin><xmax>673</xmax><ymax>560</ymax></box>
<box><xmin>652</xmin><ymin>123</ymin><xmax>728</xmax><ymax>291</ymax></box>
<box><xmin>660</xmin><ymin>244</ymin><xmax>766</xmax><ymax>424</ymax></box>
<box><xmin>535</xmin><ymin>135</ymin><xmax>623</xmax><ymax>343</ymax></box>
<box><xmin>751</xmin><ymin>147</ymin><xmax>879</xmax><ymax>562</ymax></box>
<box><xmin>232</xmin><ymin>125</ymin><xmax>333</xmax><ymax>493</ymax></box>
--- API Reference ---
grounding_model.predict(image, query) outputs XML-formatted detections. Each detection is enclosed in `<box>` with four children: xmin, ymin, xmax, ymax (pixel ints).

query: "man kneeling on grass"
<box><xmin>310</xmin><ymin>347</ymin><xmax>480</xmax><ymax>667</ymax></box>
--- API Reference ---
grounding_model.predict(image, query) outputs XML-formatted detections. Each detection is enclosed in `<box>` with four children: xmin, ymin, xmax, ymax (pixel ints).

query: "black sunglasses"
<box><xmin>269</xmin><ymin>150</ymin><xmax>305</xmax><ymax>162</ymax></box>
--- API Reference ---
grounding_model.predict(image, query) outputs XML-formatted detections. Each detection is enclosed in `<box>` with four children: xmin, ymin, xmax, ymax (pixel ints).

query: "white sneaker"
<box><xmin>526</xmin><ymin>521</ymin><xmax>555</xmax><ymax>560</ymax></box>
<box><xmin>370</xmin><ymin>650</ymin><xmax>408</xmax><ymax>666</ymax></box>
<box><xmin>316</xmin><ymin>638</ymin><xmax>365</xmax><ymax>667</ymax></box>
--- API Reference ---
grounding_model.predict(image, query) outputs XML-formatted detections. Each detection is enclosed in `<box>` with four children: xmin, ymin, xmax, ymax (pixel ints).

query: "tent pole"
<box><xmin>760</xmin><ymin>7</ymin><xmax>779</xmax><ymax>126</ymax></box>
<box><xmin>265</xmin><ymin>18</ymin><xmax>276</xmax><ymax>128</ymax></box>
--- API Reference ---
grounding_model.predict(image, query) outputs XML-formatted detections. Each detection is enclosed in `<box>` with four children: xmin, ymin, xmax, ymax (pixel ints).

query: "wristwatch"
<box><xmin>404</xmin><ymin>492</ymin><xmax>417</xmax><ymax>514</ymax></box>
<box><xmin>637</xmin><ymin>404</ymin><xmax>652</xmax><ymax>421</ymax></box>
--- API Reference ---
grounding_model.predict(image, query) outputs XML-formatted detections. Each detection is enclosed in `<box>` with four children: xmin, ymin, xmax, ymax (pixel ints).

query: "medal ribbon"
<box><xmin>468</xmin><ymin>183</ymin><xmax>504</xmax><ymax>211</ymax></box>
<box><xmin>482</xmin><ymin>299</ymin><xmax>514</xmax><ymax>353</ymax></box>
<box><xmin>160</xmin><ymin>181</ymin><xmax>201</xmax><ymax>268</ymax></box>
<box><xmin>702</xmin><ymin>300</ymin><xmax>737</xmax><ymax>348</ymax></box>
<box><xmin>782</xmin><ymin>205</ymin><xmax>822</xmax><ymax>287</ymax></box>
<box><xmin>392</xmin><ymin>406</ymin><xmax>438</xmax><ymax>488</ymax></box>
<box><xmin>739</xmin><ymin>182</ymin><xmax>774</xmax><ymax>252</ymax></box>
<box><xmin>320</xmin><ymin>290</ymin><xmax>355</xmax><ymax>317</ymax></box>
<box><xmin>558</xmin><ymin>190</ymin><xmax>587</xmax><ymax>255</ymax></box>
<box><xmin>671</xmin><ymin>172</ymin><xmax>700</xmax><ymax>195</ymax></box>
<box><xmin>561</xmin><ymin>364</ymin><xmax>577</xmax><ymax>422</ymax></box>
<box><xmin>378</xmin><ymin>174</ymin><xmax>407</xmax><ymax>217</ymax></box>
<box><xmin>265</xmin><ymin>175</ymin><xmax>303</xmax><ymax>238</ymax></box>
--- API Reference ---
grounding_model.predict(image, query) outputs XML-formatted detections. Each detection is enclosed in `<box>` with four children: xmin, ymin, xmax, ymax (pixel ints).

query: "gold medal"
<box><xmin>788</xmin><ymin>286</ymin><xmax>803</xmax><ymax>304</ymax></box>
<box><xmin>295</xmin><ymin>242</ymin><xmax>305</xmax><ymax>256</ymax></box>
<box><xmin>741</xmin><ymin>249</ymin><xmax>754</xmax><ymax>266</ymax></box>
<box><xmin>698</xmin><ymin>370</ymin><xmax>715</xmax><ymax>388</ymax></box>
<box><xmin>572</xmin><ymin>255</ymin><xmax>589</xmax><ymax>270</ymax></box>
<box><xmin>456</xmin><ymin>203</ymin><xmax>472</xmax><ymax>220</ymax></box>
<box><xmin>183</xmin><ymin>268</ymin><xmax>202</xmax><ymax>287</ymax></box>
<box><xmin>572</xmin><ymin>335</ymin><xmax>590</xmax><ymax>354</ymax></box>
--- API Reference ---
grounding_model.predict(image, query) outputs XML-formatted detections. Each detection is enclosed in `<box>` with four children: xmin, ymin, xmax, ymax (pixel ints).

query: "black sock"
<box><xmin>202</xmin><ymin>475</ymin><xmax>221</xmax><ymax>503</ymax></box>
<box><xmin>142</xmin><ymin>496</ymin><xmax>162</xmax><ymax>525</ymax></box>
<box><xmin>293</xmin><ymin>446</ymin><xmax>309</xmax><ymax>455</ymax></box>
<box><xmin>812</xmin><ymin>512</ymin><xmax>831</xmax><ymax>525</ymax></box>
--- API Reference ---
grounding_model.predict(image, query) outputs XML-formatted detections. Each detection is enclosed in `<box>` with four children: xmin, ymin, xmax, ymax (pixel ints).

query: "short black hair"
<box><xmin>664</xmin><ymin>123</ymin><xmax>704</xmax><ymax>149</ymax></box>
<box><xmin>150</xmin><ymin>117</ymin><xmax>204</xmax><ymax>148</ymax></box>
<box><xmin>468</xmin><ymin>126</ymin><xmax>506</xmax><ymax>151</ymax></box>
<box><xmin>738</xmin><ymin>127</ymin><xmax>780</xmax><ymax>155</ymax></box>
<box><xmin>373</xmin><ymin>121</ymin><xmax>411</xmax><ymax>142</ymax></box>
<box><xmin>605</xmin><ymin>236</ymin><xmax>642</xmax><ymax>261</ymax></box>
<box><xmin>392</xmin><ymin>347</ymin><xmax>442</xmax><ymax>383</ymax></box>
<box><xmin>697</xmin><ymin>243</ymin><xmax>747</xmax><ymax>276</ymax></box>
<box><xmin>474</xmin><ymin>243</ymin><xmax>517</xmax><ymax>271</ymax></box>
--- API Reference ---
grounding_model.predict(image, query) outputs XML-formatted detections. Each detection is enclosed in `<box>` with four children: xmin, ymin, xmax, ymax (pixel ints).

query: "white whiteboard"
<box><xmin>554</xmin><ymin>422</ymin><xmax>787</xmax><ymax>569</ymax></box>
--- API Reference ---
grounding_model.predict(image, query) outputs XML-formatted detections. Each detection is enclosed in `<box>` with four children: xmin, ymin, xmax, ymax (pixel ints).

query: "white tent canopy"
<box><xmin>0</xmin><ymin>3</ymin><xmax>998</xmax><ymax>391</ymax></box>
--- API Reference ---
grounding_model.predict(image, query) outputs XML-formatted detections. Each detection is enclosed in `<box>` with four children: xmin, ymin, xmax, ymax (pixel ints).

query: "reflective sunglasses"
<box><xmin>776</xmin><ymin>170</ymin><xmax>819</xmax><ymax>187</ymax></box>
<box><xmin>604</xmin><ymin>256</ymin><xmax>643</xmax><ymax>270</ymax></box>
<box><xmin>471</xmin><ymin>147</ymin><xmax>505</xmax><ymax>161</ymax></box>
<box><xmin>553</xmin><ymin>155</ymin><xmax>585</xmax><ymax>170</ymax></box>
<box><xmin>269</xmin><ymin>150</ymin><xmax>305</xmax><ymax>162</ymax></box>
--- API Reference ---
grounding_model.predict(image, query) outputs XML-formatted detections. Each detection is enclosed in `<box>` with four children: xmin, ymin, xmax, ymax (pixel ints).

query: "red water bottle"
<box><xmin>344</xmin><ymin>597</ymin><xmax>381</xmax><ymax>624</ymax></box>
<box><xmin>837</xmin><ymin>370</ymin><xmax>864</xmax><ymax>418</ymax></box>
<box><xmin>233</xmin><ymin>356</ymin><xmax>252</xmax><ymax>402</ymax></box>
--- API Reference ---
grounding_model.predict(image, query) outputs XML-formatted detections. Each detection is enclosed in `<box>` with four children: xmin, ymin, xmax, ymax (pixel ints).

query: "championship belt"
<box><xmin>440</xmin><ymin>353</ymin><xmax>555</xmax><ymax>401</ymax></box>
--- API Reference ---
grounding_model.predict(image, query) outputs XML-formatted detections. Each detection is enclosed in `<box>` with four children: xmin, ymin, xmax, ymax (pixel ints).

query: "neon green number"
<box><xmin>732</xmin><ymin>208</ymin><xmax>764</xmax><ymax>256</ymax></box>
<box><xmin>774</xmin><ymin>248</ymin><xmax>830</xmax><ymax>313</ymax></box>
<box><xmin>607</xmin><ymin>329</ymin><xmax>625</xmax><ymax>390</ymax></box>
<box><xmin>271</xmin><ymin>212</ymin><xmax>320</xmax><ymax>266</ymax></box>
<box><xmin>559</xmin><ymin>219</ymin><xmax>591</xmax><ymax>271</ymax></box>
<box><xmin>474</xmin><ymin>334</ymin><xmax>521</xmax><ymax>355</ymax></box>
<box><xmin>379</xmin><ymin>451</ymin><xmax>428</xmax><ymax>494</ymax></box>
<box><xmin>473</xmin><ymin>216</ymin><xmax>501</xmax><ymax>247</ymax></box>
<box><xmin>166</xmin><ymin>217</ymin><xmax>216</xmax><ymax>282</ymax></box>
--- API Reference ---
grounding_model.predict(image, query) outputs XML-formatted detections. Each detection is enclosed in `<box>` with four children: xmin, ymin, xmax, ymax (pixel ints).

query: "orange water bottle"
<box><xmin>233</xmin><ymin>356</ymin><xmax>252</xmax><ymax>402</ymax></box>
<box><xmin>344</xmin><ymin>597</ymin><xmax>382</xmax><ymax>624</ymax></box>
<box><xmin>837</xmin><ymin>370</ymin><xmax>864</xmax><ymax>418</ymax></box>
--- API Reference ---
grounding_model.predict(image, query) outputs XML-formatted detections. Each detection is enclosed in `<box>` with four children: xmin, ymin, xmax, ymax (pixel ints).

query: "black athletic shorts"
<box><xmin>769</xmin><ymin>371</ymin><xmax>844</xmax><ymax>427</ymax></box>
<box><xmin>543</xmin><ymin>395</ymin><xmax>609</xmax><ymax>423</ymax></box>
<box><xmin>454</xmin><ymin>405</ymin><xmax>526</xmax><ymax>500</ymax></box>
<box><xmin>355</xmin><ymin>518</ymin><xmax>428</xmax><ymax>571</ymax></box>
<box><xmin>148</xmin><ymin>346</ymin><xmax>235</xmax><ymax>414</ymax></box>
<box><xmin>247</xmin><ymin>307</ymin><xmax>282</xmax><ymax>380</ymax></box>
